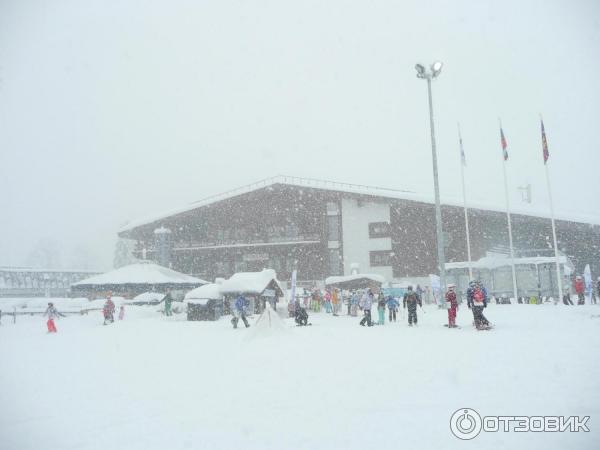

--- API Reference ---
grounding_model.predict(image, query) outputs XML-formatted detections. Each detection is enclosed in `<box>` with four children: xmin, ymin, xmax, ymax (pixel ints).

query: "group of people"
<box><xmin>287</xmin><ymin>282</ymin><xmax>493</xmax><ymax>330</ymax></box>
<box><xmin>103</xmin><ymin>294</ymin><xmax>126</xmax><ymax>325</ymax></box>
<box><xmin>357</xmin><ymin>286</ymin><xmax>423</xmax><ymax>327</ymax></box>
<box><xmin>562</xmin><ymin>275</ymin><xmax>599</xmax><ymax>305</ymax></box>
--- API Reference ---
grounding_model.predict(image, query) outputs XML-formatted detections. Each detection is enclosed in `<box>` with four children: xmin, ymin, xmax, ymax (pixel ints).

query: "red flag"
<box><xmin>541</xmin><ymin>120</ymin><xmax>549</xmax><ymax>163</ymax></box>
<box><xmin>500</xmin><ymin>127</ymin><xmax>508</xmax><ymax>160</ymax></box>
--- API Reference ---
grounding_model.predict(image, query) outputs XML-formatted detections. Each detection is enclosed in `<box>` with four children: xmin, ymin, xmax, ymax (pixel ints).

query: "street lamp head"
<box><xmin>431</xmin><ymin>61</ymin><xmax>443</xmax><ymax>78</ymax></box>
<box><xmin>415</xmin><ymin>63</ymin><xmax>426</xmax><ymax>78</ymax></box>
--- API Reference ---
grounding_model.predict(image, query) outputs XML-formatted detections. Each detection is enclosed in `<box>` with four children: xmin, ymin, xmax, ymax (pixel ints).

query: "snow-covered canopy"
<box><xmin>131</xmin><ymin>291</ymin><xmax>165</xmax><ymax>302</ymax></box>
<box><xmin>445</xmin><ymin>255</ymin><xmax>573</xmax><ymax>271</ymax></box>
<box><xmin>325</xmin><ymin>273</ymin><xmax>385</xmax><ymax>288</ymax></box>
<box><xmin>220</xmin><ymin>269</ymin><xmax>283</xmax><ymax>297</ymax></box>
<box><xmin>71</xmin><ymin>262</ymin><xmax>207</xmax><ymax>288</ymax></box>
<box><xmin>184</xmin><ymin>283</ymin><xmax>222</xmax><ymax>301</ymax></box>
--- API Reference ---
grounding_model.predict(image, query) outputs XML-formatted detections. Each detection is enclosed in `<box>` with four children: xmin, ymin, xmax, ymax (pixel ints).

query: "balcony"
<box><xmin>172</xmin><ymin>234</ymin><xmax>321</xmax><ymax>251</ymax></box>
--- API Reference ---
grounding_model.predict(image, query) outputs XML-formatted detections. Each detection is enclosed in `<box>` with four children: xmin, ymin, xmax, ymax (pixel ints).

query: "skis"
<box><xmin>443</xmin><ymin>324</ymin><xmax>461</xmax><ymax>329</ymax></box>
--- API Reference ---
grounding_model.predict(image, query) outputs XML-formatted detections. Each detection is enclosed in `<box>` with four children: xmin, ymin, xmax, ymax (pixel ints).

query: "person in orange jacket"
<box><xmin>331</xmin><ymin>288</ymin><xmax>340</xmax><ymax>316</ymax></box>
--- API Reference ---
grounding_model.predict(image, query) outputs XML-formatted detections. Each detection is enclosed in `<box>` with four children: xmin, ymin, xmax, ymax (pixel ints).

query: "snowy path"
<box><xmin>1</xmin><ymin>304</ymin><xmax>599</xmax><ymax>450</ymax></box>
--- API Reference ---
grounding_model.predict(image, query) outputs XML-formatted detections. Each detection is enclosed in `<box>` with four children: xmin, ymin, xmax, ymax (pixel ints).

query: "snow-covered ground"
<box><xmin>1</xmin><ymin>302</ymin><xmax>599</xmax><ymax>450</ymax></box>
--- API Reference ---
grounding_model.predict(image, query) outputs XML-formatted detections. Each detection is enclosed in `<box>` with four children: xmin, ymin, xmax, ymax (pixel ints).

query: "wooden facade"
<box><xmin>119</xmin><ymin>181</ymin><xmax>600</xmax><ymax>282</ymax></box>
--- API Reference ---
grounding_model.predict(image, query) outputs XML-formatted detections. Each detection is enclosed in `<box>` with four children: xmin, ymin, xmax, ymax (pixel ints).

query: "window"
<box><xmin>370</xmin><ymin>250</ymin><xmax>393</xmax><ymax>266</ymax></box>
<box><xmin>327</xmin><ymin>216</ymin><xmax>340</xmax><ymax>241</ymax></box>
<box><xmin>369</xmin><ymin>222</ymin><xmax>390</xmax><ymax>238</ymax></box>
<box><xmin>328</xmin><ymin>249</ymin><xmax>342</xmax><ymax>275</ymax></box>
<box><xmin>326</xmin><ymin>201</ymin><xmax>339</xmax><ymax>215</ymax></box>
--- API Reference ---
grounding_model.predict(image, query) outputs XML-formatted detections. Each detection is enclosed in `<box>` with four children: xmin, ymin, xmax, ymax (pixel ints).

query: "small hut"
<box><xmin>184</xmin><ymin>283</ymin><xmax>224</xmax><ymax>321</ymax></box>
<box><xmin>70</xmin><ymin>262</ymin><xmax>207</xmax><ymax>299</ymax></box>
<box><xmin>220</xmin><ymin>269</ymin><xmax>284</xmax><ymax>314</ymax></box>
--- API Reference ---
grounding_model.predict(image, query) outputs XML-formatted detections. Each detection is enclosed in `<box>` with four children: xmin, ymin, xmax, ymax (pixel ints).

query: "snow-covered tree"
<box><xmin>113</xmin><ymin>238</ymin><xmax>137</xmax><ymax>269</ymax></box>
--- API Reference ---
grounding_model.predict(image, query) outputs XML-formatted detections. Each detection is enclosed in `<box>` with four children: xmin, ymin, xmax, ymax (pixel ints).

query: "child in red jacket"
<box><xmin>445</xmin><ymin>285</ymin><xmax>459</xmax><ymax>328</ymax></box>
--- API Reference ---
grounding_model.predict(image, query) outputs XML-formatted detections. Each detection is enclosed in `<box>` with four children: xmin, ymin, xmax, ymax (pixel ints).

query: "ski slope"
<box><xmin>1</xmin><ymin>303</ymin><xmax>598</xmax><ymax>450</ymax></box>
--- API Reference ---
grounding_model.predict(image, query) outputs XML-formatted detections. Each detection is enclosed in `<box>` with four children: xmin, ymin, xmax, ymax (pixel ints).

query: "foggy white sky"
<box><xmin>0</xmin><ymin>0</ymin><xmax>599</xmax><ymax>270</ymax></box>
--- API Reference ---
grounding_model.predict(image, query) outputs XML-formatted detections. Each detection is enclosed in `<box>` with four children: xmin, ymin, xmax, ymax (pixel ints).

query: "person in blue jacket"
<box><xmin>386</xmin><ymin>295</ymin><xmax>399</xmax><ymax>322</ymax></box>
<box><xmin>231</xmin><ymin>294</ymin><xmax>250</xmax><ymax>329</ymax></box>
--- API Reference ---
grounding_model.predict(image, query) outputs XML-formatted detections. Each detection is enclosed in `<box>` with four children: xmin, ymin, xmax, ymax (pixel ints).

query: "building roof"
<box><xmin>445</xmin><ymin>254</ymin><xmax>573</xmax><ymax>271</ymax></box>
<box><xmin>118</xmin><ymin>175</ymin><xmax>600</xmax><ymax>234</ymax></box>
<box><xmin>184</xmin><ymin>283</ymin><xmax>223</xmax><ymax>301</ymax></box>
<box><xmin>325</xmin><ymin>274</ymin><xmax>386</xmax><ymax>286</ymax></box>
<box><xmin>219</xmin><ymin>269</ymin><xmax>283</xmax><ymax>296</ymax></box>
<box><xmin>71</xmin><ymin>262</ymin><xmax>208</xmax><ymax>287</ymax></box>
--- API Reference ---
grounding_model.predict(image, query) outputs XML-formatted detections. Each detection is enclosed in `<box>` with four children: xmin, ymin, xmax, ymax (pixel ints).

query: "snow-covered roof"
<box><xmin>445</xmin><ymin>255</ymin><xmax>573</xmax><ymax>271</ymax></box>
<box><xmin>184</xmin><ymin>283</ymin><xmax>222</xmax><ymax>301</ymax></box>
<box><xmin>71</xmin><ymin>262</ymin><xmax>207</xmax><ymax>287</ymax></box>
<box><xmin>132</xmin><ymin>291</ymin><xmax>165</xmax><ymax>302</ymax></box>
<box><xmin>220</xmin><ymin>269</ymin><xmax>283</xmax><ymax>296</ymax></box>
<box><xmin>119</xmin><ymin>175</ymin><xmax>600</xmax><ymax>233</ymax></box>
<box><xmin>325</xmin><ymin>273</ymin><xmax>386</xmax><ymax>286</ymax></box>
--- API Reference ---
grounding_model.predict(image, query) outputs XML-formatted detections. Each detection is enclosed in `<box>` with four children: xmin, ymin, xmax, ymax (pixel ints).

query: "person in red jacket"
<box><xmin>574</xmin><ymin>276</ymin><xmax>585</xmax><ymax>305</ymax></box>
<box><xmin>445</xmin><ymin>284</ymin><xmax>459</xmax><ymax>328</ymax></box>
<box><xmin>103</xmin><ymin>294</ymin><xmax>116</xmax><ymax>325</ymax></box>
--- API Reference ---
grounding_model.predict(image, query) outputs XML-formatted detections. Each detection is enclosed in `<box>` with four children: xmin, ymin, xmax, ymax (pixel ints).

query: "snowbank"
<box><xmin>1</xmin><ymin>303</ymin><xmax>598</xmax><ymax>450</ymax></box>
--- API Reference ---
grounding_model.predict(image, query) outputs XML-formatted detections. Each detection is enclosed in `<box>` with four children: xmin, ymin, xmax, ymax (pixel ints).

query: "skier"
<box><xmin>359</xmin><ymin>289</ymin><xmax>374</xmax><ymax>327</ymax></box>
<box><xmin>574</xmin><ymin>276</ymin><xmax>585</xmax><ymax>305</ymax></box>
<box><xmin>44</xmin><ymin>302</ymin><xmax>63</xmax><ymax>333</ymax></box>
<box><xmin>445</xmin><ymin>284</ymin><xmax>459</xmax><ymax>328</ymax></box>
<box><xmin>103</xmin><ymin>295</ymin><xmax>116</xmax><ymax>325</ymax></box>
<box><xmin>377</xmin><ymin>294</ymin><xmax>386</xmax><ymax>325</ymax></box>
<box><xmin>294</xmin><ymin>301</ymin><xmax>309</xmax><ymax>326</ymax></box>
<box><xmin>466</xmin><ymin>281</ymin><xmax>476</xmax><ymax>309</ymax></box>
<box><xmin>231</xmin><ymin>294</ymin><xmax>250</xmax><ymax>329</ymax></box>
<box><xmin>323</xmin><ymin>289</ymin><xmax>332</xmax><ymax>313</ymax></box>
<box><xmin>471</xmin><ymin>283</ymin><xmax>491</xmax><ymax>329</ymax></box>
<box><xmin>118</xmin><ymin>305</ymin><xmax>125</xmax><ymax>321</ymax></box>
<box><xmin>162</xmin><ymin>289</ymin><xmax>174</xmax><ymax>316</ymax></box>
<box><xmin>311</xmin><ymin>289</ymin><xmax>321</xmax><ymax>312</ymax></box>
<box><xmin>350</xmin><ymin>291</ymin><xmax>359</xmax><ymax>316</ymax></box>
<box><xmin>332</xmin><ymin>288</ymin><xmax>341</xmax><ymax>316</ymax></box>
<box><xmin>562</xmin><ymin>287</ymin><xmax>574</xmax><ymax>305</ymax></box>
<box><xmin>416</xmin><ymin>284</ymin><xmax>424</xmax><ymax>302</ymax></box>
<box><xmin>386</xmin><ymin>295</ymin><xmax>399</xmax><ymax>322</ymax></box>
<box><xmin>403</xmin><ymin>285</ymin><xmax>422</xmax><ymax>326</ymax></box>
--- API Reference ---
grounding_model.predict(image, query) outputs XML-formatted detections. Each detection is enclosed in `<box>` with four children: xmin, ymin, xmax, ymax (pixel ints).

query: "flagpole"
<box><xmin>458</xmin><ymin>123</ymin><xmax>473</xmax><ymax>281</ymax></box>
<box><xmin>541</xmin><ymin>116</ymin><xmax>563</xmax><ymax>303</ymax></box>
<box><xmin>499</xmin><ymin>119</ymin><xmax>519</xmax><ymax>302</ymax></box>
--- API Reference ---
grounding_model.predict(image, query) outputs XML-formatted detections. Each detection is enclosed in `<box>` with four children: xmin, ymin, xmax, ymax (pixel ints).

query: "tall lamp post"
<box><xmin>415</xmin><ymin>61</ymin><xmax>447</xmax><ymax>300</ymax></box>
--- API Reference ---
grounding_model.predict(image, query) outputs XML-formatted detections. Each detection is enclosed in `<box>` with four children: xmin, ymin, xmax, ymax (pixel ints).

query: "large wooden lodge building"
<box><xmin>118</xmin><ymin>176</ymin><xmax>600</xmax><ymax>287</ymax></box>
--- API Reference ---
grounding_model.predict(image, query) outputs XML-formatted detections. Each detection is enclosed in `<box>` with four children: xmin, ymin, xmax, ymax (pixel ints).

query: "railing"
<box><xmin>172</xmin><ymin>234</ymin><xmax>321</xmax><ymax>250</ymax></box>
